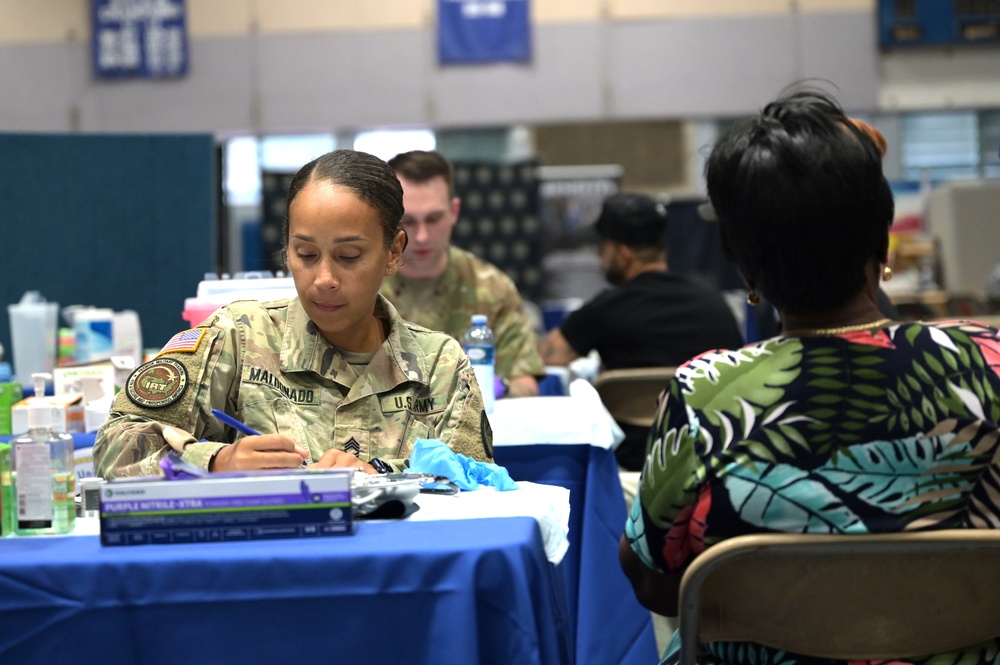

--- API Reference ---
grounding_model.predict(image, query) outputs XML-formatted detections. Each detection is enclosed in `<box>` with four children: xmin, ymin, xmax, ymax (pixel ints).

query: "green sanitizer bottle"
<box><xmin>11</xmin><ymin>373</ymin><xmax>76</xmax><ymax>536</ymax></box>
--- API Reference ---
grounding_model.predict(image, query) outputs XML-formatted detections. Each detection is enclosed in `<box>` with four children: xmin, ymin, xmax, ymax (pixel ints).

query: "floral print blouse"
<box><xmin>626</xmin><ymin>321</ymin><xmax>1000</xmax><ymax>665</ymax></box>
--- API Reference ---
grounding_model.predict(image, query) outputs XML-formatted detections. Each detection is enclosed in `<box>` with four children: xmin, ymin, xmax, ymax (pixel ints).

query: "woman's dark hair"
<box><xmin>283</xmin><ymin>149</ymin><xmax>405</xmax><ymax>259</ymax></box>
<box><xmin>705</xmin><ymin>89</ymin><xmax>894</xmax><ymax>315</ymax></box>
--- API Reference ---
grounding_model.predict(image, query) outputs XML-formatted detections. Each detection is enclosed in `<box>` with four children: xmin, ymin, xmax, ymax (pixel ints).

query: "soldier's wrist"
<box><xmin>208</xmin><ymin>444</ymin><xmax>230</xmax><ymax>472</ymax></box>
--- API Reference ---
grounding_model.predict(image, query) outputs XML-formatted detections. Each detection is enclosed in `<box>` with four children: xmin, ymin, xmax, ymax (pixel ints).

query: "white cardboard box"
<box><xmin>53</xmin><ymin>364</ymin><xmax>117</xmax><ymax>405</ymax></box>
<box><xmin>11</xmin><ymin>394</ymin><xmax>85</xmax><ymax>435</ymax></box>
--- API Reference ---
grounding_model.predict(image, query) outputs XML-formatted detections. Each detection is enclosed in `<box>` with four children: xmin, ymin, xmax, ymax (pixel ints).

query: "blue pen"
<box><xmin>211</xmin><ymin>409</ymin><xmax>261</xmax><ymax>436</ymax></box>
<box><xmin>210</xmin><ymin>409</ymin><xmax>310</xmax><ymax>466</ymax></box>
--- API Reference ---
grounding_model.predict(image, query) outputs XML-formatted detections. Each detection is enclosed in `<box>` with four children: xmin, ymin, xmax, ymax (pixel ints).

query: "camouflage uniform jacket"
<box><xmin>380</xmin><ymin>246</ymin><xmax>546</xmax><ymax>381</ymax></box>
<box><xmin>94</xmin><ymin>294</ymin><xmax>493</xmax><ymax>479</ymax></box>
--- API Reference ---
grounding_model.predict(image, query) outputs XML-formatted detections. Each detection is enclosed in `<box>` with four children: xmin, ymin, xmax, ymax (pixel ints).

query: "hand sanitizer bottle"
<box><xmin>10</xmin><ymin>373</ymin><xmax>76</xmax><ymax>535</ymax></box>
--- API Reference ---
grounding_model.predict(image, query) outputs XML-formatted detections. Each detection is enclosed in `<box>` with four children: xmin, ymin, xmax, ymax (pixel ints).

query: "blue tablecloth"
<box><xmin>0</xmin><ymin>517</ymin><xmax>571</xmax><ymax>665</ymax></box>
<box><xmin>496</xmin><ymin>443</ymin><xmax>658</xmax><ymax>665</ymax></box>
<box><xmin>4</xmin><ymin>426</ymin><xmax>658</xmax><ymax>664</ymax></box>
<box><xmin>72</xmin><ymin>431</ymin><xmax>96</xmax><ymax>450</ymax></box>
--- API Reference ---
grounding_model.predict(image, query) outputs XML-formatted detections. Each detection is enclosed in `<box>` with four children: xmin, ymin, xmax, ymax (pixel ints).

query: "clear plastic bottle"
<box><xmin>462</xmin><ymin>314</ymin><xmax>496</xmax><ymax>415</ymax></box>
<box><xmin>0</xmin><ymin>443</ymin><xmax>12</xmax><ymax>536</ymax></box>
<box><xmin>10</xmin><ymin>373</ymin><xmax>75</xmax><ymax>535</ymax></box>
<box><xmin>0</xmin><ymin>351</ymin><xmax>22</xmax><ymax>437</ymax></box>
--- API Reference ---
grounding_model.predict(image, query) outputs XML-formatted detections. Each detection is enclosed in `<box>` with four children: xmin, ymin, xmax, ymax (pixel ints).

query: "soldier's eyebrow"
<box><xmin>290</xmin><ymin>232</ymin><xmax>369</xmax><ymax>243</ymax></box>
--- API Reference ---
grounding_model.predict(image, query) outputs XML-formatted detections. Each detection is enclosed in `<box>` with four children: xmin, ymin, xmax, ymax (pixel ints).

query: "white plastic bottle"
<box><xmin>462</xmin><ymin>314</ymin><xmax>496</xmax><ymax>415</ymax></box>
<box><xmin>11</xmin><ymin>372</ymin><xmax>76</xmax><ymax>535</ymax></box>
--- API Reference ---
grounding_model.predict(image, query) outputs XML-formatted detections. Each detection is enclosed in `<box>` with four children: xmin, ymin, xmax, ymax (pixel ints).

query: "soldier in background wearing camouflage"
<box><xmin>380</xmin><ymin>150</ymin><xmax>545</xmax><ymax>398</ymax></box>
<box><xmin>95</xmin><ymin>149</ymin><xmax>492</xmax><ymax>480</ymax></box>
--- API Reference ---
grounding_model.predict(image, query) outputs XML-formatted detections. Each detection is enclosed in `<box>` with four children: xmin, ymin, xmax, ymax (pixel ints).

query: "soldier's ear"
<box><xmin>388</xmin><ymin>229</ymin><xmax>407</xmax><ymax>270</ymax></box>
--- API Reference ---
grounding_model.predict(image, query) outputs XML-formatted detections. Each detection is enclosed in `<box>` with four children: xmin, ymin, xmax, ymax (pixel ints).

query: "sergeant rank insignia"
<box><xmin>344</xmin><ymin>437</ymin><xmax>360</xmax><ymax>455</ymax></box>
<box><xmin>126</xmin><ymin>358</ymin><xmax>188</xmax><ymax>408</ymax></box>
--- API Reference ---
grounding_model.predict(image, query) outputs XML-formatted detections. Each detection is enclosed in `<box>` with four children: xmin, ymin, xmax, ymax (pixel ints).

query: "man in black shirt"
<box><xmin>539</xmin><ymin>193</ymin><xmax>744</xmax><ymax>471</ymax></box>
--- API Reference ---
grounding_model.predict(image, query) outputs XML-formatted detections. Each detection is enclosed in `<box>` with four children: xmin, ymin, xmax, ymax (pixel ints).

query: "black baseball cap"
<box><xmin>593</xmin><ymin>193</ymin><xmax>669</xmax><ymax>246</ymax></box>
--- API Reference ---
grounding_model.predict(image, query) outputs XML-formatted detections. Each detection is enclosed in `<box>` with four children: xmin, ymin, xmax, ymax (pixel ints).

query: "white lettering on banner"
<box><xmin>98</xmin><ymin>0</ymin><xmax>183</xmax><ymax>24</ymax></box>
<box><xmin>461</xmin><ymin>1</ymin><xmax>507</xmax><ymax>19</ymax></box>
<box><xmin>145</xmin><ymin>25</ymin><xmax>185</xmax><ymax>74</ymax></box>
<box><xmin>94</xmin><ymin>0</ymin><xmax>187</xmax><ymax>77</ymax></box>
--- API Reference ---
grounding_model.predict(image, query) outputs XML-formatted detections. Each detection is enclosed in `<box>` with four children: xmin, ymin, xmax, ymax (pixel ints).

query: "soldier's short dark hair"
<box><xmin>388</xmin><ymin>150</ymin><xmax>455</xmax><ymax>197</ymax></box>
<box><xmin>283</xmin><ymin>149</ymin><xmax>405</xmax><ymax>260</ymax></box>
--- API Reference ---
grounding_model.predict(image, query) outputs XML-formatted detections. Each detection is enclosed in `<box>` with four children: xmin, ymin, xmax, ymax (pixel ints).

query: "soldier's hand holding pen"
<box><xmin>207</xmin><ymin>409</ymin><xmax>310</xmax><ymax>472</ymax></box>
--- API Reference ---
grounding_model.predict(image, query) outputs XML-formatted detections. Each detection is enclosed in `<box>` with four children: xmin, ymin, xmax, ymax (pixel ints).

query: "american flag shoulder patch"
<box><xmin>157</xmin><ymin>329</ymin><xmax>207</xmax><ymax>356</ymax></box>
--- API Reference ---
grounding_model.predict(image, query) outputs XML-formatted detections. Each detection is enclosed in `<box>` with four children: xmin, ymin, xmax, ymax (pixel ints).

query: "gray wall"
<box><xmin>0</xmin><ymin>10</ymin><xmax>882</xmax><ymax>134</ymax></box>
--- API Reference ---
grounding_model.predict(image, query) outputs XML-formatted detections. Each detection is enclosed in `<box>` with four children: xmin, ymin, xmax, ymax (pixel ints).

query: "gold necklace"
<box><xmin>782</xmin><ymin>317</ymin><xmax>893</xmax><ymax>338</ymax></box>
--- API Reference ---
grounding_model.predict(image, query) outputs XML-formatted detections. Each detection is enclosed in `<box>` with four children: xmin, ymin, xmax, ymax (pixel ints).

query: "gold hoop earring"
<box><xmin>882</xmin><ymin>265</ymin><xmax>893</xmax><ymax>282</ymax></box>
<box><xmin>746</xmin><ymin>290</ymin><xmax>760</xmax><ymax>306</ymax></box>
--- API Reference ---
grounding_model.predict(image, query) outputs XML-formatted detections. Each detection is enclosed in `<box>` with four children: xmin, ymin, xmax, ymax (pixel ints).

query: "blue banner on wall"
<box><xmin>438</xmin><ymin>0</ymin><xmax>531</xmax><ymax>64</ymax></box>
<box><xmin>91</xmin><ymin>0</ymin><xmax>189</xmax><ymax>78</ymax></box>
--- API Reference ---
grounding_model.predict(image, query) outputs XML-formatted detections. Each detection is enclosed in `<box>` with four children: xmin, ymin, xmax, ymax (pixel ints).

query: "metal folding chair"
<box><xmin>592</xmin><ymin>366</ymin><xmax>676</xmax><ymax>429</ymax></box>
<box><xmin>678</xmin><ymin>530</ymin><xmax>1000</xmax><ymax>665</ymax></box>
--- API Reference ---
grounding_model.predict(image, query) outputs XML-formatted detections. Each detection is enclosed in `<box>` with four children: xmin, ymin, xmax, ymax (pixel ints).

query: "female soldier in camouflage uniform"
<box><xmin>95</xmin><ymin>150</ymin><xmax>493</xmax><ymax>479</ymax></box>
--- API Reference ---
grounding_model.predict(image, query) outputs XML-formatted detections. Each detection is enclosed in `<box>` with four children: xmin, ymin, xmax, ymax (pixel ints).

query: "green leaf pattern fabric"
<box><xmin>624</xmin><ymin>321</ymin><xmax>1000</xmax><ymax>665</ymax></box>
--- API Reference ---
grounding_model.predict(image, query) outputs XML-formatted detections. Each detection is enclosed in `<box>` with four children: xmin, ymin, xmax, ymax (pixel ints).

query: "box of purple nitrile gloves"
<box><xmin>99</xmin><ymin>469</ymin><xmax>353</xmax><ymax>546</ymax></box>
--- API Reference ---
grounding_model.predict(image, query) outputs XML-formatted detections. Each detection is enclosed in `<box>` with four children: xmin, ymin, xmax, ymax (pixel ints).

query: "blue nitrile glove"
<box><xmin>408</xmin><ymin>438</ymin><xmax>518</xmax><ymax>491</ymax></box>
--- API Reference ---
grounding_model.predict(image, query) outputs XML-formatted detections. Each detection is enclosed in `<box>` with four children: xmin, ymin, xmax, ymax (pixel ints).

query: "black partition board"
<box><xmin>0</xmin><ymin>133</ymin><xmax>215</xmax><ymax>363</ymax></box>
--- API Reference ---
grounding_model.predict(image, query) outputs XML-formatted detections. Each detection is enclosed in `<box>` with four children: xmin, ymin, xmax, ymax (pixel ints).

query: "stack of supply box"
<box><xmin>182</xmin><ymin>273</ymin><xmax>297</xmax><ymax>328</ymax></box>
<box><xmin>100</xmin><ymin>466</ymin><xmax>355</xmax><ymax>546</ymax></box>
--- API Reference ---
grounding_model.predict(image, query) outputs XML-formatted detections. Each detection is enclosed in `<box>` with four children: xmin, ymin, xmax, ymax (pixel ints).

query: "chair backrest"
<box><xmin>678</xmin><ymin>530</ymin><xmax>1000</xmax><ymax>665</ymax></box>
<box><xmin>592</xmin><ymin>367</ymin><xmax>676</xmax><ymax>428</ymax></box>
